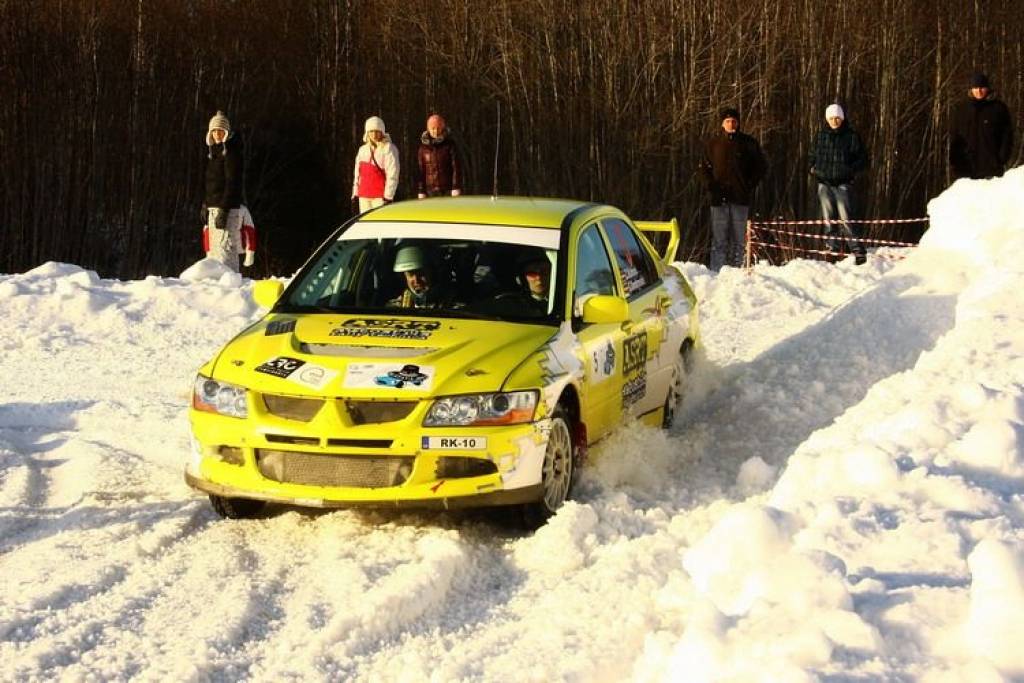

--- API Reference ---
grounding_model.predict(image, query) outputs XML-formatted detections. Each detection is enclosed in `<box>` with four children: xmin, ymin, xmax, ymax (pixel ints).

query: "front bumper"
<box><xmin>186</xmin><ymin>397</ymin><xmax>551</xmax><ymax>509</ymax></box>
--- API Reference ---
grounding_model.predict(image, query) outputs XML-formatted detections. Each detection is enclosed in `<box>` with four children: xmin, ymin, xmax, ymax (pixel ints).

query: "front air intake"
<box><xmin>261</xmin><ymin>394</ymin><xmax>325</xmax><ymax>422</ymax></box>
<box><xmin>345</xmin><ymin>400</ymin><xmax>417</xmax><ymax>425</ymax></box>
<box><xmin>256</xmin><ymin>449</ymin><xmax>413</xmax><ymax>488</ymax></box>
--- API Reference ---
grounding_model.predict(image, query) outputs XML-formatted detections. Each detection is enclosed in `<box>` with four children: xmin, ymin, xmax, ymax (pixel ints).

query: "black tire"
<box><xmin>521</xmin><ymin>405</ymin><xmax>575</xmax><ymax>529</ymax></box>
<box><xmin>662</xmin><ymin>340</ymin><xmax>693</xmax><ymax>429</ymax></box>
<box><xmin>209</xmin><ymin>494</ymin><xmax>266</xmax><ymax>519</ymax></box>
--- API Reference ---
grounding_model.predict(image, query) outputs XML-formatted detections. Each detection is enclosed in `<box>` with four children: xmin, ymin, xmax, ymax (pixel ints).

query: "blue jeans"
<box><xmin>817</xmin><ymin>183</ymin><xmax>864</xmax><ymax>255</ymax></box>
<box><xmin>710</xmin><ymin>203</ymin><xmax>749</xmax><ymax>270</ymax></box>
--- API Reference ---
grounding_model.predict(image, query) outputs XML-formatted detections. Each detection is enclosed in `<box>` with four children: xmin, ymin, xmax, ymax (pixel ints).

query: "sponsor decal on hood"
<box><xmin>329</xmin><ymin>318</ymin><xmax>440</xmax><ymax>341</ymax></box>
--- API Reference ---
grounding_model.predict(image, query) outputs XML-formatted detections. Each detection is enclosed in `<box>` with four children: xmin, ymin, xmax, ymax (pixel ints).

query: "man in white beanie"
<box><xmin>203</xmin><ymin>110</ymin><xmax>245</xmax><ymax>271</ymax></box>
<box><xmin>352</xmin><ymin>116</ymin><xmax>400</xmax><ymax>213</ymax></box>
<box><xmin>809</xmin><ymin>103</ymin><xmax>868</xmax><ymax>264</ymax></box>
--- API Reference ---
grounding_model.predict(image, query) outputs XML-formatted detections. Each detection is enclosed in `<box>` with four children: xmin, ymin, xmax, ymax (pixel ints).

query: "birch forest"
<box><xmin>1</xmin><ymin>0</ymin><xmax>1021</xmax><ymax>277</ymax></box>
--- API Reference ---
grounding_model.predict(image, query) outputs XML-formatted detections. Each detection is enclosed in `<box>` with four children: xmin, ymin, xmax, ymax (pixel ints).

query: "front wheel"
<box><xmin>521</xmin><ymin>406</ymin><xmax>574</xmax><ymax>529</ymax></box>
<box><xmin>662</xmin><ymin>341</ymin><xmax>693</xmax><ymax>429</ymax></box>
<box><xmin>209</xmin><ymin>494</ymin><xmax>266</xmax><ymax>519</ymax></box>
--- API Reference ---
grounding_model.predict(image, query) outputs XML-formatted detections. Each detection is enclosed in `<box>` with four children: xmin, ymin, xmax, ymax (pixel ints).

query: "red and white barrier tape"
<box><xmin>751</xmin><ymin>217</ymin><xmax>929</xmax><ymax>226</ymax></box>
<box><xmin>748</xmin><ymin>240</ymin><xmax>909</xmax><ymax>261</ymax></box>
<box><xmin>750</xmin><ymin>225</ymin><xmax>919</xmax><ymax>247</ymax></box>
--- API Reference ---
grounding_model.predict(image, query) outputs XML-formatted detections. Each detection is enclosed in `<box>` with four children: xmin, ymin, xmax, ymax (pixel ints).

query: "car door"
<box><xmin>601</xmin><ymin>217</ymin><xmax>670</xmax><ymax>420</ymax></box>
<box><xmin>571</xmin><ymin>223</ymin><xmax>626</xmax><ymax>441</ymax></box>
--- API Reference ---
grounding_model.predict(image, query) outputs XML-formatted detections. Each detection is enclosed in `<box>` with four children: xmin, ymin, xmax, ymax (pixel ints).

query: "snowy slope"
<box><xmin>2</xmin><ymin>170</ymin><xmax>1024</xmax><ymax>681</ymax></box>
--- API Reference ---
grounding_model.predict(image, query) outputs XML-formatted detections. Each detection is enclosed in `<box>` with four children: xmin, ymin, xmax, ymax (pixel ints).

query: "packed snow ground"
<box><xmin>2</xmin><ymin>170</ymin><xmax>1024</xmax><ymax>682</ymax></box>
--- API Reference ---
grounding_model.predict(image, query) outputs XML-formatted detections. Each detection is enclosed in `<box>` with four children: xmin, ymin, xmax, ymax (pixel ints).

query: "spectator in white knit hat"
<box><xmin>203</xmin><ymin>110</ymin><xmax>245</xmax><ymax>271</ymax></box>
<box><xmin>809</xmin><ymin>103</ymin><xmax>868</xmax><ymax>264</ymax></box>
<box><xmin>352</xmin><ymin>116</ymin><xmax>400</xmax><ymax>214</ymax></box>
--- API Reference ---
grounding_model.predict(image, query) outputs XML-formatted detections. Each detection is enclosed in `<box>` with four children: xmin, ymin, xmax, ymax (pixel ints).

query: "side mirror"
<box><xmin>581</xmin><ymin>294</ymin><xmax>629</xmax><ymax>324</ymax></box>
<box><xmin>253</xmin><ymin>280</ymin><xmax>284</xmax><ymax>309</ymax></box>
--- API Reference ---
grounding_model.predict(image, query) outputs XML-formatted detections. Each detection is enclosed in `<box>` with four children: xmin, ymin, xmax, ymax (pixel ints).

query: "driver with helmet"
<box><xmin>518</xmin><ymin>252</ymin><xmax>552</xmax><ymax>314</ymax></box>
<box><xmin>388</xmin><ymin>245</ymin><xmax>454</xmax><ymax>309</ymax></box>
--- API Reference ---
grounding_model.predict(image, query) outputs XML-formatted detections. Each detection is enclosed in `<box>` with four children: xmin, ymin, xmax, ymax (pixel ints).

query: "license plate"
<box><xmin>421</xmin><ymin>436</ymin><xmax>487</xmax><ymax>450</ymax></box>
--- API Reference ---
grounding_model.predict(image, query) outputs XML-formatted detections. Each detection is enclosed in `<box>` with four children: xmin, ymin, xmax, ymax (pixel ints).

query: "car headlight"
<box><xmin>424</xmin><ymin>391</ymin><xmax>538</xmax><ymax>427</ymax></box>
<box><xmin>192</xmin><ymin>374</ymin><xmax>248</xmax><ymax>419</ymax></box>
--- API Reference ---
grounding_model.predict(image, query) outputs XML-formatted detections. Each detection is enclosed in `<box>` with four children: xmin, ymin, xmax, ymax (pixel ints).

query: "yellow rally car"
<box><xmin>186</xmin><ymin>197</ymin><xmax>699</xmax><ymax>525</ymax></box>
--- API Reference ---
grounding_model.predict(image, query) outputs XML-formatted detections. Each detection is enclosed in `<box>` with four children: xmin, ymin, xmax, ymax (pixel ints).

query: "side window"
<box><xmin>603</xmin><ymin>218</ymin><xmax>659</xmax><ymax>298</ymax></box>
<box><xmin>574</xmin><ymin>225</ymin><xmax>617</xmax><ymax>313</ymax></box>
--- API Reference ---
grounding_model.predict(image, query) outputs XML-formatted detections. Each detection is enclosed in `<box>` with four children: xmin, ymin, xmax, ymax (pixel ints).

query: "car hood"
<box><xmin>210</xmin><ymin>314</ymin><xmax>557</xmax><ymax>397</ymax></box>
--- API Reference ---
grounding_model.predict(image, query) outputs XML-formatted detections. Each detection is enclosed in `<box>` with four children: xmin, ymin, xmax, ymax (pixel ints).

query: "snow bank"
<box><xmin>965</xmin><ymin>539</ymin><xmax>1024</xmax><ymax>674</ymax></box>
<box><xmin>180</xmin><ymin>257</ymin><xmax>244</xmax><ymax>286</ymax></box>
<box><xmin>642</xmin><ymin>168</ymin><xmax>1024</xmax><ymax>680</ymax></box>
<box><xmin>922</xmin><ymin>167</ymin><xmax>1024</xmax><ymax>272</ymax></box>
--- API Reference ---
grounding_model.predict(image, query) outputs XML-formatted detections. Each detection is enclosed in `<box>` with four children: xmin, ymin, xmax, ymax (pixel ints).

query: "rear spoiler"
<box><xmin>634</xmin><ymin>219</ymin><xmax>680</xmax><ymax>267</ymax></box>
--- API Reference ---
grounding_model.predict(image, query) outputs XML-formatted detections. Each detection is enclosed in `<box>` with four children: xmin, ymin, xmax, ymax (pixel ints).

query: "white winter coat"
<box><xmin>351</xmin><ymin>137</ymin><xmax>400</xmax><ymax>201</ymax></box>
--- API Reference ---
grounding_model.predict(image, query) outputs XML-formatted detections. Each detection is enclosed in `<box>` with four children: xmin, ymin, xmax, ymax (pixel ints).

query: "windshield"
<box><xmin>283</xmin><ymin>222</ymin><xmax>561</xmax><ymax>323</ymax></box>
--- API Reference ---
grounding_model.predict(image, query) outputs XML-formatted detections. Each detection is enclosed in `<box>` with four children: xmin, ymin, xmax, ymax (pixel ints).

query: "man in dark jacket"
<box><xmin>809</xmin><ymin>103</ymin><xmax>868</xmax><ymax>264</ymax></box>
<box><xmin>416</xmin><ymin>114</ymin><xmax>463</xmax><ymax>198</ymax></box>
<box><xmin>204</xmin><ymin>110</ymin><xmax>244</xmax><ymax>271</ymax></box>
<box><xmin>698</xmin><ymin>107</ymin><xmax>767</xmax><ymax>270</ymax></box>
<box><xmin>949</xmin><ymin>73</ymin><xmax>1015</xmax><ymax>181</ymax></box>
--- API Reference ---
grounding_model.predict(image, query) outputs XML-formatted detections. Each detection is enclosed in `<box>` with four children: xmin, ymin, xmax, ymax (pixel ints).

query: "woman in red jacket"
<box><xmin>352</xmin><ymin>116</ymin><xmax>400</xmax><ymax>213</ymax></box>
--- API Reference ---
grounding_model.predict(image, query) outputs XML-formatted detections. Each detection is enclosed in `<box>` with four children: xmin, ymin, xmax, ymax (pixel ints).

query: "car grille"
<box><xmin>345</xmin><ymin>400</ymin><xmax>417</xmax><ymax>425</ymax></box>
<box><xmin>256</xmin><ymin>449</ymin><xmax>413</xmax><ymax>488</ymax></box>
<box><xmin>260</xmin><ymin>395</ymin><xmax>417</xmax><ymax>425</ymax></box>
<box><xmin>261</xmin><ymin>394</ymin><xmax>324</xmax><ymax>422</ymax></box>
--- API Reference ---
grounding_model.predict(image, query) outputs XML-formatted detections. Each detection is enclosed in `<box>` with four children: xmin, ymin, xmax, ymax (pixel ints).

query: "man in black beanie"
<box><xmin>949</xmin><ymin>72</ymin><xmax>1015</xmax><ymax>180</ymax></box>
<box><xmin>698</xmin><ymin>107</ymin><xmax>767</xmax><ymax>269</ymax></box>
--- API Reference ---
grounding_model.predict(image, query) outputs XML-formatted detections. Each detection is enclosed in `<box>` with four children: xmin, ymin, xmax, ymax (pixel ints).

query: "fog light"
<box><xmin>436</xmin><ymin>457</ymin><xmax>497</xmax><ymax>479</ymax></box>
<box><xmin>217</xmin><ymin>446</ymin><xmax>244</xmax><ymax>465</ymax></box>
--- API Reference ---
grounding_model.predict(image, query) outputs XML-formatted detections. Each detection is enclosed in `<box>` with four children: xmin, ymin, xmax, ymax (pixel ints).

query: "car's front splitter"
<box><xmin>184</xmin><ymin>471</ymin><xmax>543</xmax><ymax>509</ymax></box>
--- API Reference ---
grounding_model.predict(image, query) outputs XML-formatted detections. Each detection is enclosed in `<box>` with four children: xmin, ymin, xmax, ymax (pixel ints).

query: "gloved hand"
<box><xmin>213</xmin><ymin>209</ymin><xmax>227</xmax><ymax>231</ymax></box>
<box><xmin>200</xmin><ymin>204</ymin><xmax>208</xmax><ymax>223</ymax></box>
<box><xmin>451</xmin><ymin>189</ymin><xmax>461</xmax><ymax>197</ymax></box>
<box><xmin>243</xmin><ymin>251</ymin><xmax>255</xmax><ymax>267</ymax></box>
<box><xmin>417</xmin><ymin>193</ymin><xmax>427</xmax><ymax>199</ymax></box>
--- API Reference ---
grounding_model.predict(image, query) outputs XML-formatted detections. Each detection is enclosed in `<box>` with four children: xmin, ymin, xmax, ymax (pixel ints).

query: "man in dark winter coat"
<box><xmin>204</xmin><ymin>110</ymin><xmax>244</xmax><ymax>271</ymax></box>
<box><xmin>809</xmin><ymin>103</ymin><xmax>868</xmax><ymax>264</ymax></box>
<box><xmin>698</xmin><ymin>107</ymin><xmax>767</xmax><ymax>270</ymax></box>
<box><xmin>949</xmin><ymin>72</ymin><xmax>1015</xmax><ymax>180</ymax></box>
<box><xmin>416</xmin><ymin>114</ymin><xmax>463</xmax><ymax>198</ymax></box>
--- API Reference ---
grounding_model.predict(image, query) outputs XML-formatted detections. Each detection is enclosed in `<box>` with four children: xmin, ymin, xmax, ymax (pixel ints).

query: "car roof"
<box><xmin>359</xmin><ymin>196</ymin><xmax>603</xmax><ymax>230</ymax></box>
